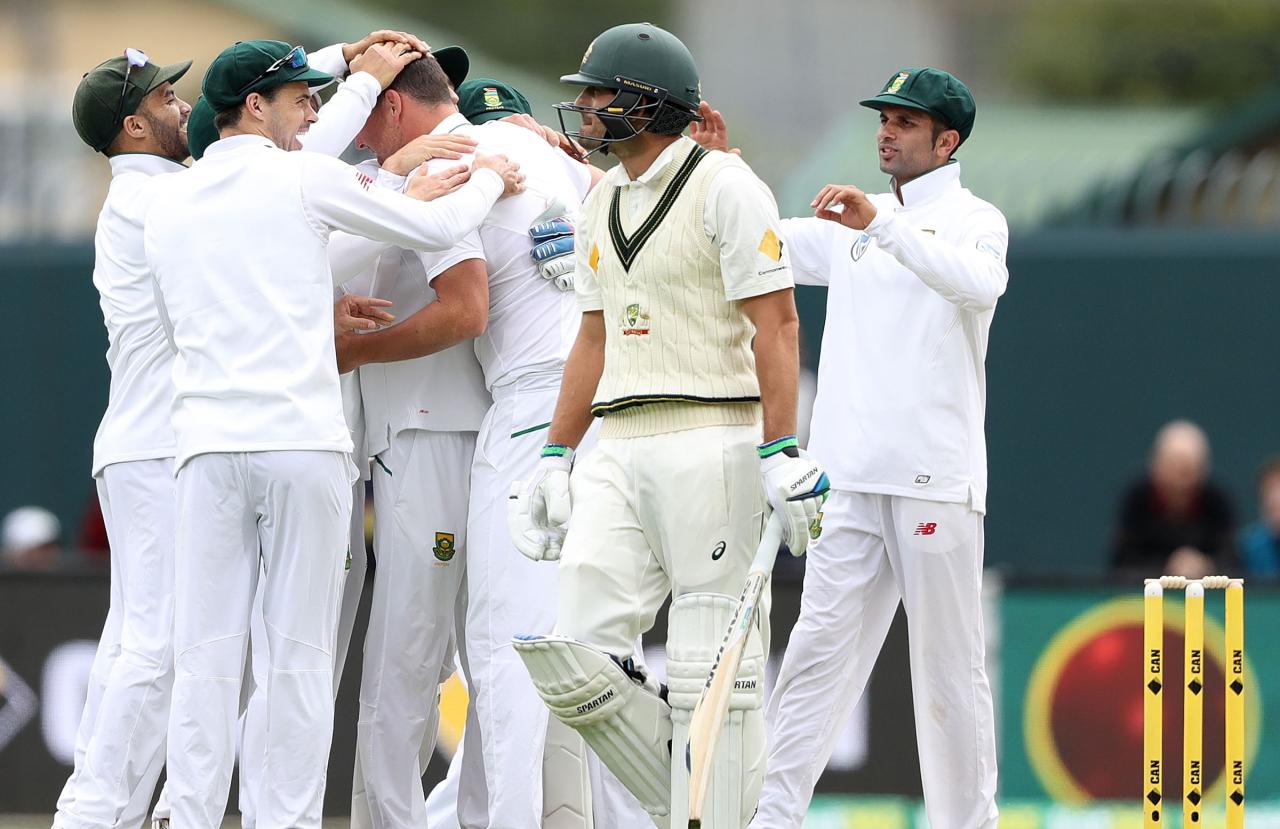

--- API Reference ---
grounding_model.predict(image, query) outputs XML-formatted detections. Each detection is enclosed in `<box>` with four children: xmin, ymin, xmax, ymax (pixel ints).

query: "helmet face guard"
<box><xmin>555</xmin><ymin>75</ymin><xmax>700</xmax><ymax>156</ymax></box>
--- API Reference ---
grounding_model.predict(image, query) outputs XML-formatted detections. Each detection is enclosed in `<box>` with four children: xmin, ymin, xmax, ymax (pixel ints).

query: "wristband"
<box><xmin>757</xmin><ymin>435</ymin><xmax>800</xmax><ymax>460</ymax></box>
<box><xmin>541</xmin><ymin>443</ymin><xmax>571</xmax><ymax>459</ymax></box>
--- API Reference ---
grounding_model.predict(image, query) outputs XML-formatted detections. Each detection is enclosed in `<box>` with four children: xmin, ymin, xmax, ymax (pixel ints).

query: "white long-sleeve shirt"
<box><xmin>143</xmin><ymin>134</ymin><xmax>504</xmax><ymax>470</ymax></box>
<box><xmin>784</xmin><ymin>161</ymin><xmax>1008</xmax><ymax>512</ymax></box>
<box><xmin>89</xmin><ymin>153</ymin><xmax>188</xmax><ymax>475</ymax></box>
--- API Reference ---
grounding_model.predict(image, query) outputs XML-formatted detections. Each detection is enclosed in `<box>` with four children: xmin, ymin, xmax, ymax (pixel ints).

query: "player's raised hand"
<box><xmin>690</xmin><ymin>101</ymin><xmax>740</xmax><ymax>155</ymax></box>
<box><xmin>342</xmin><ymin>30</ymin><xmax>430</xmax><ymax>65</ymax></box>
<box><xmin>812</xmin><ymin>184</ymin><xmax>878</xmax><ymax>230</ymax></box>
<box><xmin>334</xmin><ymin>294</ymin><xmax>394</xmax><ymax>333</ymax></box>
<box><xmin>404</xmin><ymin>163</ymin><xmax>472</xmax><ymax>202</ymax></box>
<box><xmin>349</xmin><ymin>41</ymin><xmax>422</xmax><ymax>90</ymax></box>
<box><xmin>382</xmin><ymin>133</ymin><xmax>478</xmax><ymax>176</ymax></box>
<box><xmin>473</xmin><ymin>153</ymin><xmax>525</xmax><ymax>196</ymax></box>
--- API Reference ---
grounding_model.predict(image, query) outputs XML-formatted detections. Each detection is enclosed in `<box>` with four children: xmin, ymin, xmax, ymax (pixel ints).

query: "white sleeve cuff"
<box><xmin>469</xmin><ymin>167</ymin><xmax>505</xmax><ymax>199</ymax></box>
<box><xmin>307</xmin><ymin>43</ymin><xmax>350</xmax><ymax>77</ymax></box>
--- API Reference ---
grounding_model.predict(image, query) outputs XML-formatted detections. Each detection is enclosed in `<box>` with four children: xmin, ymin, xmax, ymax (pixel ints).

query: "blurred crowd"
<box><xmin>1110</xmin><ymin>418</ymin><xmax>1279</xmax><ymax>579</ymax></box>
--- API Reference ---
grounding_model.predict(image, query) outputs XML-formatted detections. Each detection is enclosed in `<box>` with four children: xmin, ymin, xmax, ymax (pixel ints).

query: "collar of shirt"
<box><xmin>893</xmin><ymin>160</ymin><xmax>962</xmax><ymax>209</ymax></box>
<box><xmin>108</xmin><ymin>153</ymin><xmax>187</xmax><ymax>178</ymax></box>
<box><xmin>434</xmin><ymin>111</ymin><xmax>471</xmax><ymax>136</ymax></box>
<box><xmin>203</xmin><ymin>133</ymin><xmax>277</xmax><ymax>158</ymax></box>
<box><xmin>620</xmin><ymin>135</ymin><xmax>694</xmax><ymax>189</ymax></box>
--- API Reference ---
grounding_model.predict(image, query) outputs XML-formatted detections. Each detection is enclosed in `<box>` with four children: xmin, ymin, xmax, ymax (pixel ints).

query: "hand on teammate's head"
<box><xmin>349</xmin><ymin>41</ymin><xmax>422</xmax><ymax>90</ymax></box>
<box><xmin>473</xmin><ymin>153</ymin><xmax>525</xmax><ymax>196</ymax></box>
<box><xmin>404</xmin><ymin>163</ymin><xmax>472</xmax><ymax>202</ymax></box>
<box><xmin>342</xmin><ymin>29</ymin><xmax>430</xmax><ymax>65</ymax></box>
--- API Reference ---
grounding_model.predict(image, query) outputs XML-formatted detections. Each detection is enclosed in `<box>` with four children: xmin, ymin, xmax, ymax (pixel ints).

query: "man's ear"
<box><xmin>382</xmin><ymin>89</ymin><xmax>403</xmax><ymax>120</ymax></box>
<box><xmin>120</xmin><ymin>111</ymin><xmax>148</xmax><ymax>140</ymax></box>
<box><xmin>937</xmin><ymin>128</ymin><xmax>961</xmax><ymax>159</ymax></box>
<box><xmin>244</xmin><ymin>91</ymin><xmax>269</xmax><ymax>123</ymax></box>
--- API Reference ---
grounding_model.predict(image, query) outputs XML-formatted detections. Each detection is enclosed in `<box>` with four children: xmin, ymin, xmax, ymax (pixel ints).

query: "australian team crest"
<box><xmin>621</xmin><ymin>303</ymin><xmax>651</xmax><ymax>336</ymax></box>
<box><xmin>433</xmin><ymin>532</ymin><xmax>456</xmax><ymax>562</ymax></box>
<box><xmin>850</xmin><ymin>232</ymin><xmax>872</xmax><ymax>261</ymax></box>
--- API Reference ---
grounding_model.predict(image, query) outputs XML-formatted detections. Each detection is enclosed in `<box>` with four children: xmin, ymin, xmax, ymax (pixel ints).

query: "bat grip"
<box><xmin>748</xmin><ymin>512</ymin><xmax>786</xmax><ymax>576</ymax></box>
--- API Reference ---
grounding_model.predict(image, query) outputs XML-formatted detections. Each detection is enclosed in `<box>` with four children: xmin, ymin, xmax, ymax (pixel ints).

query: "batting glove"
<box><xmin>758</xmin><ymin>436</ymin><xmax>830</xmax><ymax>556</ymax></box>
<box><xmin>529</xmin><ymin>216</ymin><xmax>576</xmax><ymax>292</ymax></box>
<box><xmin>508</xmin><ymin>444</ymin><xmax>574</xmax><ymax>561</ymax></box>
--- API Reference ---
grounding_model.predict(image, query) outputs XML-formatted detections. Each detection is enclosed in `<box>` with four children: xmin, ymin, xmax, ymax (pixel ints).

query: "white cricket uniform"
<box><xmin>53</xmin><ymin>153</ymin><xmax>185</xmax><ymax>829</ymax></box>
<box><xmin>410</xmin><ymin>113</ymin><xmax>621</xmax><ymax>829</ymax></box>
<box><xmin>144</xmin><ymin>134</ymin><xmax>505</xmax><ymax>829</ymax></box>
<box><xmin>345</xmin><ymin>154</ymin><xmax>491</xmax><ymax>829</ymax></box>
<box><xmin>558</xmin><ymin>137</ymin><xmax>793</xmax><ymax>828</ymax></box>
<box><xmin>753</xmin><ymin>162</ymin><xmax>1007</xmax><ymax>829</ymax></box>
<box><xmin>228</xmin><ymin>49</ymin><xmax>382</xmax><ymax>829</ymax></box>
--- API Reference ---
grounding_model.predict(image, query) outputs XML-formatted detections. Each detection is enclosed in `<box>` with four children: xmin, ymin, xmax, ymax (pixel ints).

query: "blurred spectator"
<box><xmin>1240</xmin><ymin>457</ymin><xmax>1280</xmax><ymax>577</ymax></box>
<box><xmin>1111</xmin><ymin>420</ymin><xmax>1235</xmax><ymax>577</ymax></box>
<box><xmin>1</xmin><ymin>506</ymin><xmax>63</xmax><ymax>571</ymax></box>
<box><xmin>76</xmin><ymin>490</ymin><xmax>111</xmax><ymax>558</ymax></box>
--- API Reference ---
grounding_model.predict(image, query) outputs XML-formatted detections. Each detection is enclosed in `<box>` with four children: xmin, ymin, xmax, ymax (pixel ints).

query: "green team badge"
<box><xmin>809</xmin><ymin>510</ymin><xmax>824</xmax><ymax>541</ymax></box>
<box><xmin>621</xmin><ymin>303</ymin><xmax>651</xmax><ymax>336</ymax></box>
<box><xmin>433</xmin><ymin>532</ymin><xmax>456</xmax><ymax>562</ymax></box>
<box><xmin>886</xmin><ymin>71</ymin><xmax>910</xmax><ymax>93</ymax></box>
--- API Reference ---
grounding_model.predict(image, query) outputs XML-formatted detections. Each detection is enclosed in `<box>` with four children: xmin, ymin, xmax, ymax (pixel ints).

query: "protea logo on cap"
<box><xmin>886</xmin><ymin>71</ymin><xmax>910</xmax><ymax>93</ymax></box>
<box><xmin>483</xmin><ymin>87</ymin><xmax>501</xmax><ymax>109</ymax></box>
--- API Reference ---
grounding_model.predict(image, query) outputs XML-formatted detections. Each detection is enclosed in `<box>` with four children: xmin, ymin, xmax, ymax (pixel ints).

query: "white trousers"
<box><xmin>752</xmin><ymin>490</ymin><xmax>999</xmax><ymax>829</ymax></box>
<box><xmin>355</xmin><ymin>429</ymin><xmax>475</xmax><ymax>829</ymax></box>
<box><xmin>167</xmin><ymin>450</ymin><xmax>354</xmax><ymax>829</ymax></box>
<box><xmin>55</xmin><ymin>459</ymin><xmax>175</xmax><ymax>829</ymax></box>
<box><xmin>467</xmin><ymin>373</ymin><xmax>649</xmax><ymax>829</ymax></box>
<box><xmin>239</xmin><ymin>473</ymin><xmax>368</xmax><ymax>829</ymax></box>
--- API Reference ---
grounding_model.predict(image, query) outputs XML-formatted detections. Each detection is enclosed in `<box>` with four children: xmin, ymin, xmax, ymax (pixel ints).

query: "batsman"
<box><xmin>509</xmin><ymin>22</ymin><xmax>829</xmax><ymax>829</ymax></box>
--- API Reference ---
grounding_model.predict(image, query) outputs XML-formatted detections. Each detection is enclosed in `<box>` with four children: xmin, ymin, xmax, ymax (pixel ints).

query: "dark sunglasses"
<box><xmin>113</xmin><ymin>47</ymin><xmax>149</xmax><ymax>127</ymax></box>
<box><xmin>236</xmin><ymin>45</ymin><xmax>307</xmax><ymax>96</ymax></box>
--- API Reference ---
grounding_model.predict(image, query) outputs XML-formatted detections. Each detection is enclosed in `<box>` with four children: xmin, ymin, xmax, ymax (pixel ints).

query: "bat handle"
<box><xmin>748</xmin><ymin>512</ymin><xmax>786</xmax><ymax>576</ymax></box>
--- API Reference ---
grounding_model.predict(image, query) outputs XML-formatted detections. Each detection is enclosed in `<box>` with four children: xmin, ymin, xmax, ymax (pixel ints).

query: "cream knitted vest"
<box><xmin>586</xmin><ymin>140</ymin><xmax>761</xmax><ymax>438</ymax></box>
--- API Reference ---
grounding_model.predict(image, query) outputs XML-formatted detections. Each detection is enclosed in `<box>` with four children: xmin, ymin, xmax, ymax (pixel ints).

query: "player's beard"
<box><xmin>140</xmin><ymin>108</ymin><xmax>190</xmax><ymax>163</ymax></box>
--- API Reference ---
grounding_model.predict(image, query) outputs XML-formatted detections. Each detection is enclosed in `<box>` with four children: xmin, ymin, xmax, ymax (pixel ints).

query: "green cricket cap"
<box><xmin>187</xmin><ymin>96</ymin><xmax>217</xmax><ymax>160</ymax></box>
<box><xmin>859</xmin><ymin>67</ymin><xmax>976</xmax><ymax>143</ymax></box>
<box><xmin>432</xmin><ymin>46</ymin><xmax>469</xmax><ymax>90</ymax></box>
<box><xmin>73</xmin><ymin>50</ymin><xmax>192</xmax><ymax>152</ymax></box>
<box><xmin>457</xmin><ymin>78</ymin><xmax>531</xmax><ymax>124</ymax></box>
<box><xmin>202</xmin><ymin>39</ymin><xmax>333</xmax><ymax>112</ymax></box>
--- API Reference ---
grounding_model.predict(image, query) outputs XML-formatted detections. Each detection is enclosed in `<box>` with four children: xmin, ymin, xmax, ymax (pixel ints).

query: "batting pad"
<box><xmin>543</xmin><ymin>717</ymin><xmax>593</xmax><ymax>829</ymax></box>
<box><xmin>667</xmin><ymin>593</ymin><xmax>766</xmax><ymax>829</ymax></box>
<box><xmin>513</xmin><ymin>635</ymin><xmax>673</xmax><ymax>826</ymax></box>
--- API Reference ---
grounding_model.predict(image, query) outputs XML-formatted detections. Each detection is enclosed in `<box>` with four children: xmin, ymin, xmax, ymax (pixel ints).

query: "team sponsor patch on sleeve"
<box><xmin>975</xmin><ymin>239</ymin><xmax>1003</xmax><ymax>261</ymax></box>
<box><xmin>758</xmin><ymin>228</ymin><xmax>783</xmax><ymax>262</ymax></box>
<box><xmin>356</xmin><ymin>171</ymin><xmax>374</xmax><ymax>191</ymax></box>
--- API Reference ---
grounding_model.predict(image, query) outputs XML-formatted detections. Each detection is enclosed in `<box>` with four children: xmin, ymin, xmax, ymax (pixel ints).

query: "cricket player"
<box><xmin>57</xmin><ymin>49</ymin><xmax>192</xmax><ymax>829</ymax></box>
<box><xmin>163</xmin><ymin>35</ymin><xmax>439</xmax><ymax>829</ymax></box>
<box><xmin>326</xmin><ymin>47</ymin><xmax>494</xmax><ymax>829</ymax></box>
<box><xmin>507</xmin><ymin>22</ymin><xmax>829</xmax><ymax>829</ymax></box>
<box><xmin>334</xmin><ymin>56</ymin><xmax>639</xmax><ymax>828</ymax></box>
<box><xmin>143</xmin><ymin>38</ymin><xmax>522</xmax><ymax>829</ymax></box>
<box><xmin>743</xmin><ymin>68</ymin><xmax>1008</xmax><ymax>829</ymax></box>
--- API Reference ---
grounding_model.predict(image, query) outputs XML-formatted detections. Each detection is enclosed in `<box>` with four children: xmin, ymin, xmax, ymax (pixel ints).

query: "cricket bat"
<box><xmin>686</xmin><ymin>512</ymin><xmax>786</xmax><ymax>827</ymax></box>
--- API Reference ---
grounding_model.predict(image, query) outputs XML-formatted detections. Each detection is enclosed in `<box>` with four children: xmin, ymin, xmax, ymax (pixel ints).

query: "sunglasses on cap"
<box><xmin>236</xmin><ymin>45</ymin><xmax>308</xmax><ymax>96</ymax></box>
<box><xmin>113</xmin><ymin>47</ymin><xmax>149</xmax><ymax>127</ymax></box>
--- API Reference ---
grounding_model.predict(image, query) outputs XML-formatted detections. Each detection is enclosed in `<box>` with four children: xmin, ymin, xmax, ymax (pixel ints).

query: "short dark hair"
<box><xmin>386</xmin><ymin>56</ymin><xmax>454</xmax><ymax>107</ymax></box>
<box><xmin>930</xmin><ymin>115</ymin><xmax>960</xmax><ymax>159</ymax></box>
<box><xmin>213</xmin><ymin>84</ymin><xmax>285</xmax><ymax>132</ymax></box>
